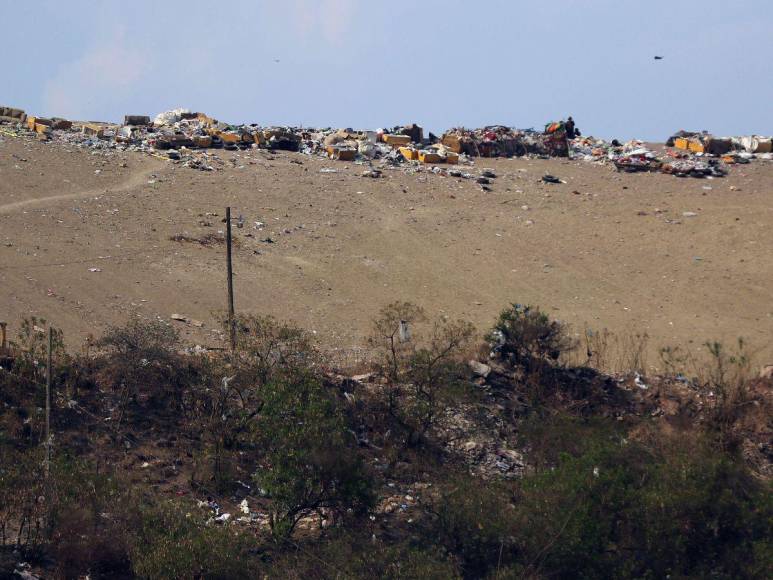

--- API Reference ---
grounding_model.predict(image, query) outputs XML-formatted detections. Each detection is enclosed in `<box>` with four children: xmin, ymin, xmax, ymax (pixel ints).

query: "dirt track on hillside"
<box><xmin>1</xmin><ymin>134</ymin><xmax>772</xmax><ymax>369</ymax></box>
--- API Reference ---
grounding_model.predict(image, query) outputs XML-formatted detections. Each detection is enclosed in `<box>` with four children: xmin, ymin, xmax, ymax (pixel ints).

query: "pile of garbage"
<box><xmin>3</xmin><ymin>105</ymin><xmax>770</xmax><ymax>179</ymax></box>
<box><xmin>439</xmin><ymin>123</ymin><xmax>570</xmax><ymax>158</ymax></box>
<box><xmin>570</xmin><ymin>131</ymin><xmax>773</xmax><ymax>179</ymax></box>
<box><xmin>0</xmin><ymin>105</ymin><xmax>583</xmax><ymax>172</ymax></box>
<box><xmin>570</xmin><ymin>126</ymin><xmax>773</xmax><ymax>178</ymax></box>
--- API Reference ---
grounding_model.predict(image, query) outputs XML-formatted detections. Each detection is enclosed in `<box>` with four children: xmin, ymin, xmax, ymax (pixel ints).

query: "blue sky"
<box><xmin>3</xmin><ymin>0</ymin><xmax>771</xmax><ymax>140</ymax></box>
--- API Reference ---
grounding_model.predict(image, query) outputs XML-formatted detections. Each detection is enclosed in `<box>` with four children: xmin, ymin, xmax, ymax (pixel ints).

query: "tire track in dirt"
<box><xmin>0</xmin><ymin>161</ymin><xmax>166</xmax><ymax>214</ymax></box>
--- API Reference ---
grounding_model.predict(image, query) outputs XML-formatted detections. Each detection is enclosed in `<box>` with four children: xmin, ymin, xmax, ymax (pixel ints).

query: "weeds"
<box><xmin>0</xmin><ymin>307</ymin><xmax>770</xmax><ymax>578</ymax></box>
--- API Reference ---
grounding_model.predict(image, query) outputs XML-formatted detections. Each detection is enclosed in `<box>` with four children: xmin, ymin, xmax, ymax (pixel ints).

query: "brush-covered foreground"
<box><xmin>1</xmin><ymin>304</ymin><xmax>771</xmax><ymax>579</ymax></box>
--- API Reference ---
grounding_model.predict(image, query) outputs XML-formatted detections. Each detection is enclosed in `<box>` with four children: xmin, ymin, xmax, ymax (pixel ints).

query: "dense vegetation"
<box><xmin>0</xmin><ymin>306</ymin><xmax>770</xmax><ymax>579</ymax></box>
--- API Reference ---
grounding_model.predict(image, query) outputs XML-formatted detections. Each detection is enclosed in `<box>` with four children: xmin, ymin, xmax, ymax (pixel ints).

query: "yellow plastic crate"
<box><xmin>441</xmin><ymin>135</ymin><xmax>463</xmax><ymax>153</ymax></box>
<box><xmin>81</xmin><ymin>123</ymin><xmax>104</xmax><ymax>137</ymax></box>
<box><xmin>674</xmin><ymin>137</ymin><xmax>690</xmax><ymax>150</ymax></box>
<box><xmin>219</xmin><ymin>132</ymin><xmax>241</xmax><ymax>144</ymax></box>
<box><xmin>399</xmin><ymin>147</ymin><xmax>419</xmax><ymax>160</ymax></box>
<box><xmin>419</xmin><ymin>151</ymin><xmax>443</xmax><ymax>164</ymax></box>
<box><xmin>27</xmin><ymin>116</ymin><xmax>51</xmax><ymax>130</ymax></box>
<box><xmin>382</xmin><ymin>134</ymin><xmax>412</xmax><ymax>147</ymax></box>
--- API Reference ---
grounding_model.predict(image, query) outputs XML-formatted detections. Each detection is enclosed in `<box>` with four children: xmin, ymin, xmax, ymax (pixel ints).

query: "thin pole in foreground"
<box><xmin>226</xmin><ymin>207</ymin><xmax>236</xmax><ymax>352</ymax></box>
<box><xmin>45</xmin><ymin>326</ymin><xmax>52</xmax><ymax>476</ymax></box>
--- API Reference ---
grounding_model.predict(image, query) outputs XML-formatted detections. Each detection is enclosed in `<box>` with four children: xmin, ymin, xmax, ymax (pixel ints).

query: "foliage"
<box><xmin>0</xmin><ymin>449</ymin><xmax>46</xmax><ymax>555</ymax></box>
<box><xmin>254</xmin><ymin>372</ymin><xmax>373</xmax><ymax>538</ymax></box>
<box><xmin>513</xmin><ymin>429</ymin><xmax>772</xmax><ymax>579</ymax></box>
<box><xmin>98</xmin><ymin>317</ymin><xmax>180</xmax><ymax>357</ymax></box>
<box><xmin>1</xmin><ymin>310</ymin><xmax>770</xmax><ymax>578</ymax></box>
<box><xmin>404</xmin><ymin>318</ymin><xmax>476</xmax><ymax>439</ymax></box>
<box><xmin>12</xmin><ymin>317</ymin><xmax>66</xmax><ymax>377</ymax></box>
<box><xmin>368</xmin><ymin>302</ymin><xmax>475</xmax><ymax>443</ymax></box>
<box><xmin>701</xmin><ymin>339</ymin><xmax>754</xmax><ymax>443</ymax></box>
<box><xmin>230</xmin><ymin>313</ymin><xmax>319</xmax><ymax>386</ymax></box>
<box><xmin>488</xmin><ymin>304</ymin><xmax>575</xmax><ymax>369</ymax></box>
<box><xmin>517</xmin><ymin>413</ymin><xmax>625</xmax><ymax>469</ymax></box>
<box><xmin>127</xmin><ymin>498</ymin><xmax>259</xmax><ymax>579</ymax></box>
<box><xmin>188</xmin><ymin>315</ymin><xmax>321</xmax><ymax>493</ymax></box>
<box><xmin>367</xmin><ymin>301</ymin><xmax>427</xmax><ymax>414</ymax></box>
<box><xmin>95</xmin><ymin>318</ymin><xmax>196</xmax><ymax>423</ymax></box>
<box><xmin>430</xmin><ymin>474</ymin><xmax>517</xmax><ymax>577</ymax></box>
<box><xmin>0</xmin><ymin>453</ymin><xmax>130</xmax><ymax>576</ymax></box>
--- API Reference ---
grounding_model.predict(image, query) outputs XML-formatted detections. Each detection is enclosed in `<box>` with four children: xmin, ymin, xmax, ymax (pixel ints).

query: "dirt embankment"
<box><xmin>1</xmin><ymin>135</ymin><xmax>772</xmax><ymax>367</ymax></box>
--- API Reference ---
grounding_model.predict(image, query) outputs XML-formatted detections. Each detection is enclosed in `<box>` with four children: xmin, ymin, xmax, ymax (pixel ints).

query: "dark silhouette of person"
<box><xmin>565</xmin><ymin>116</ymin><xmax>580</xmax><ymax>139</ymax></box>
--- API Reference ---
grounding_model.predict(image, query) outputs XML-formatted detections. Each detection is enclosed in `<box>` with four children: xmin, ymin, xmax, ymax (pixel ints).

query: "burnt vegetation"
<box><xmin>0</xmin><ymin>304</ymin><xmax>771</xmax><ymax>579</ymax></box>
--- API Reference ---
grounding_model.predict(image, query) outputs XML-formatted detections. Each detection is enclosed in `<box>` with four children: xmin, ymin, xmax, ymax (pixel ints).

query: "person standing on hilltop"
<box><xmin>565</xmin><ymin>116</ymin><xmax>580</xmax><ymax>139</ymax></box>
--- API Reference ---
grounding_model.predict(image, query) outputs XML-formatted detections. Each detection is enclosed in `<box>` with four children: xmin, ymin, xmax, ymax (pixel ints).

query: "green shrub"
<box><xmin>127</xmin><ymin>499</ymin><xmax>259</xmax><ymax>580</ymax></box>
<box><xmin>488</xmin><ymin>304</ymin><xmax>575</xmax><ymax>369</ymax></box>
<box><xmin>430</xmin><ymin>474</ymin><xmax>517</xmax><ymax>577</ymax></box>
<box><xmin>513</xmin><ymin>431</ymin><xmax>772</xmax><ymax>579</ymax></box>
<box><xmin>254</xmin><ymin>372</ymin><xmax>373</xmax><ymax>538</ymax></box>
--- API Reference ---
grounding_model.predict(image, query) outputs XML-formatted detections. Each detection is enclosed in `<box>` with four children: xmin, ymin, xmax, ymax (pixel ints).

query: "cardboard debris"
<box><xmin>124</xmin><ymin>115</ymin><xmax>151</xmax><ymax>126</ymax></box>
<box><xmin>382</xmin><ymin>134</ymin><xmax>412</xmax><ymax>147</ymax></box>
<box><xmin>3</xmin><ymin>104</ymin><xmax>770</xmax><ymax>178</ymax></box>
<box><xmin>0</xmin><ymin>105</ymin><xmax>26</xmax><ymax>123</ymax></box>
<box><xmin>81</xmin><ymin>123</ymin><xmax>105</xmax><ymax>137</ymax></box>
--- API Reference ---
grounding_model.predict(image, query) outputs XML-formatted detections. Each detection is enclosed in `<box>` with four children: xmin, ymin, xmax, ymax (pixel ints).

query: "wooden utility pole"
<box><xmin>45</xmin><ymin>326</ymin><xmax>52</xmax><ymax>476</ymax></box>
<box><xmin>226</xmin><ymin>207</ymin><xmax>236</xmax><ymax>352</ymax></box>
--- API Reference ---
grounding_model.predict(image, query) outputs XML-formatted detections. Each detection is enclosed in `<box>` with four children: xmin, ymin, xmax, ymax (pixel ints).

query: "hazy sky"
<box><xmin>3</xmin><ymin>0</ymin><xmax>771</xmax><ymax>140</ymax></box>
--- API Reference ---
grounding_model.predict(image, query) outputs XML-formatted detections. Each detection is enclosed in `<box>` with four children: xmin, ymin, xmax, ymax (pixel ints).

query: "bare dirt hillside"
<box><xmin>1</xmin><ymin>134</ymin><xmax>772</xmax><ymax>367</ymax></box>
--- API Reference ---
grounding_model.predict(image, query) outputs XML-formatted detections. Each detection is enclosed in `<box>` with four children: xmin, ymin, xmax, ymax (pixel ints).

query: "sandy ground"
<box><xmin>1</xmin><ymin>133</ymin><xmax>772</xmax><ymax>369</ymax></box>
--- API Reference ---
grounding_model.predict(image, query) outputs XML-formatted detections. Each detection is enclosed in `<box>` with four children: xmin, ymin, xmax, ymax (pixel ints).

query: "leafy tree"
<box><xmin>254</xmin><ymin>372</ymin><xmax>373</xmax><ymax>538</ymax></box>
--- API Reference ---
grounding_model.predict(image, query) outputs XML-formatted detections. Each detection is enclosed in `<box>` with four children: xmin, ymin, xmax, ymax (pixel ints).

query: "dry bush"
<box><xmin>95</xmin><ymin>318</ymin><xmax>198</xmax><ymax>427</ymax></box>
<box><xmin>367</xmin><ymin>302</ymin><xmax>476</xmax><ymax>444</ymax></box>
<box><xmin>229</xmin><ymin>313</ymin><xmax>319</xmax><ymax>384</ymax></box>
<box><xmin>582</xmin><ymin>327</ymin><xmax>649</xmax><ymax>374</ymax></box>
<box><xmin>699</xmin><ymin>339</ymin><xmax>757</xmax><ymax>446</ymax></box>
<box><xmin>367</xmin><ymin>301</ymin><xmax>427</xmax><ymax>415</ymax></box>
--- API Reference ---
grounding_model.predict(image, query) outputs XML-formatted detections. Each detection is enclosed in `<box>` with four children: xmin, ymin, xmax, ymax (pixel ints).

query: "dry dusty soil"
<box><xmin>1</xmin><ymin>133</ymin><xmax>772</xmax><ymax>369</ymax></box>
